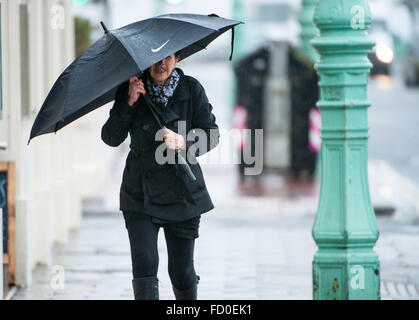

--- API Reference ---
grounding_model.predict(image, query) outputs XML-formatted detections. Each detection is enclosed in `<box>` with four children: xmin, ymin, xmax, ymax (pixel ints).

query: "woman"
<box><xmin>101</xmin><ymin>52</ymin><xmax>219</xmax><ymax>300</ymax></box>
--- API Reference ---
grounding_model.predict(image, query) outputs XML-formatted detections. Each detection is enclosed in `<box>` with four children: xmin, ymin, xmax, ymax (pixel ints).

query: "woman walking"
<box><xmin>101</xmin><ymin>52</ymin><xmax>219</xmax><ymax>300</ymax></box>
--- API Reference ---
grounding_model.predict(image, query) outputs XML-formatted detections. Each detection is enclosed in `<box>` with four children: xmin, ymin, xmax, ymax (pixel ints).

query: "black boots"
<box><xmin>132</xmin><ymin>275</ymin><xmax>200</xmax><ymax>300</ymax></box>
<box><xmin>172</xmin><ymin>275</ymin><xmax>200</xmax><ymax>300</ymax></box>
<box><xmin>132</xmin><ymin>276</ymin><xmax>159</xmax><ymax>300</ymax></box>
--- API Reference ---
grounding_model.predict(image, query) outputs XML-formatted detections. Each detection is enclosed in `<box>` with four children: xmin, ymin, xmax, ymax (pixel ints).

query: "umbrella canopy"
<box><xmin>29</xmin><ymin>13</ymin><xmax>242</xmax><ymax>142</ymax></box>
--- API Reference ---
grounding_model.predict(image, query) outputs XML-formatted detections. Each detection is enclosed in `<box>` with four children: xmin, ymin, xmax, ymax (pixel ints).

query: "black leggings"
<box><xmin>124</xmin><ymin>213</ymin><xmax>197</xmax><ymax>291</ymax></box>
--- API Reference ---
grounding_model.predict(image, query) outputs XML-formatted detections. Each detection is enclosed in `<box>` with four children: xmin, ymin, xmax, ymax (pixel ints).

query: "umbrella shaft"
<box><xmin>142</xmin><ymin>93</ymin><xmax>196</xmax><ymax>182</ymax></box>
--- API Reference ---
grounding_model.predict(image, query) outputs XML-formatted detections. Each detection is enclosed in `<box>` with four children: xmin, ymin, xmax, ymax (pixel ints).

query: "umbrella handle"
<box><xmin>141</xmin><ymin>91</ymin><xmax>196</xmax><ymax>182</ymax></box>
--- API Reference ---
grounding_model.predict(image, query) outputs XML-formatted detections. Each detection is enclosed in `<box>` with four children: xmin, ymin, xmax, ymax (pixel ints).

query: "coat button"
<box><xmin>142</xmin><ymin>124</ymin><xmax>150</xmax><ymax>131</ymax></box>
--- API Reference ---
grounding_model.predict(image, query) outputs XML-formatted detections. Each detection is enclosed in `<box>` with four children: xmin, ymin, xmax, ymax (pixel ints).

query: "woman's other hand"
<box><xmin>163</xmin><ymin>127</ymin><xmax>186</xmax><ymax>150</ymax></box>
<box><xmin>128</xmin><ymin>77</ymin><xmax>146</xmax><ymax>106</ymax></box>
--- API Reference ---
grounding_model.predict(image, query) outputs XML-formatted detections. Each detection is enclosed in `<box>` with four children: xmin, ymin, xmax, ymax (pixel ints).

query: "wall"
<box><xmin>0</xmin><ymin>0</ymin><xmax>101</xmax><ymax>290</ymax></box>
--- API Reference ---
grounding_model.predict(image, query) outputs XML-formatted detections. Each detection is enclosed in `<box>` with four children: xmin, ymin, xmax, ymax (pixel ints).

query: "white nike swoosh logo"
<box><xmin>151</xmin><ymin>40</ymin><xmax>170</xmax><ymax>53</ymax></box>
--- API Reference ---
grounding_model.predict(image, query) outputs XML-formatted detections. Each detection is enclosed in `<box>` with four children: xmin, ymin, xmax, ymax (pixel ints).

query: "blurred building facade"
<box><xmin>0</xmin><ymin>0</ymin><xmax>101</xmax><ymax>298</ymax></box>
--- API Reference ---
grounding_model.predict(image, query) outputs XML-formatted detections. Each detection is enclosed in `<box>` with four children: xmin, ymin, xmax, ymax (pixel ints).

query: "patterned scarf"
<box><xmin>146</xmin><ymin>69</ymin><xmax>180</xmax><ymax>107</ymax></box>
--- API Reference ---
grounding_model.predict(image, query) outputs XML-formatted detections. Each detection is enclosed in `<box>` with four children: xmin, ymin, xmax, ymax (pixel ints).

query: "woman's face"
<box><xmin>149</xmin><ymin>54</ymin><xmax>178</xmax><ymax>86</ymax></box>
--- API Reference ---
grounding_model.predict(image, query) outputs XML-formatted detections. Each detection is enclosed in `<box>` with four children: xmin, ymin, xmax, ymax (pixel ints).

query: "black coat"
<box><xmin>101</xmin><ymin>68</ymin><xmax>219</xmax><ymax>221</ymax></box>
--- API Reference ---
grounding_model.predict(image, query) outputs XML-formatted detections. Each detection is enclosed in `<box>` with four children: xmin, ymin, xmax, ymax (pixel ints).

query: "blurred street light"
<box><xmin>376</xmin><ymin>42</ymin><xmax>394</xmax><ymax>64</ymax></box>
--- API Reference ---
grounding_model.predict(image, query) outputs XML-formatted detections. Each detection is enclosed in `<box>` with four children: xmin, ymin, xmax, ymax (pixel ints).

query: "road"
<box><xmin>368</xmin><ymin>74</ymin><xmax>419</xmax><ymax>182</ymax></box>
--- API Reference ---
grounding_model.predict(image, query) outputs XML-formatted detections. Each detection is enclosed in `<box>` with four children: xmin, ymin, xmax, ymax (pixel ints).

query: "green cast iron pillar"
<box><xmin>230</xmin><ymin>0</ymin><xmax>246</xmax><ymax>125</ymax></box>
<box><xmin>298</xmin><ymin>0</ymin><xmax>321</xmax><ymax>182</ymax></box>
<box><xmin>298</xmin><ymin>0</ymin><xmax>320</xmax><ymax>62</ymax></box>
<box><xmin>232</xmin><ymin>0</ymin><xmax>246</xmax><ymax>60</ymax></box>
<box><xmin>153</xmin><ymin>0</ymin><xmax>165</xmax><ymax>16</ymax></box>
<box><xmin>311</xmin><ymin>0</ymin><xmax>380</xmax><ymax>300</ymax></box>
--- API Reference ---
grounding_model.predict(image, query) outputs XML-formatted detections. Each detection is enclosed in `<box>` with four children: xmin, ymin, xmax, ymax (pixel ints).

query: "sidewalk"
<box><xmin>11</xmin><ymin>163</ymin><xmax>419</xmax><ymax>300</ymax></box>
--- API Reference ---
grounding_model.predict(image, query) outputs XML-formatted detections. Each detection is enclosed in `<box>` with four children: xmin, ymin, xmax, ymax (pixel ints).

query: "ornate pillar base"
<box><xmin>313</xmin><ymin>248</ymin><xmax>380</xmax><ymax>300</ymax></box>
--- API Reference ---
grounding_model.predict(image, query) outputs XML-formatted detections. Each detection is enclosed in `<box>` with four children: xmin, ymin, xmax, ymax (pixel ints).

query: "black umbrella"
<box><xmin>29</xmin><ymin>13</ymin><xmax>242</xmax><ymax>142</ymax></box>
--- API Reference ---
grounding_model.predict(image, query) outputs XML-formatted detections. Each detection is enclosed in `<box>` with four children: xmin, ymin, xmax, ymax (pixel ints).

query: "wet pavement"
<box><xmin>11</xmin><ymin>163</ymin><xmax>419</xmax><ymax>300</ymax></box>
